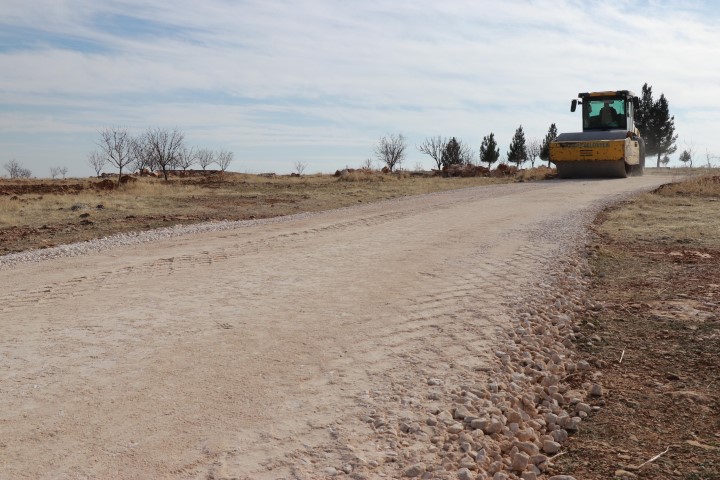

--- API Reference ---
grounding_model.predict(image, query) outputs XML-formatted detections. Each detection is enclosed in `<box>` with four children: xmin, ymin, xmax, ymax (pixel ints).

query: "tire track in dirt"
<box><xmin>0</xmin><ymin>209</ymin><xmax>435</xmax><ymax>311</ymax></box>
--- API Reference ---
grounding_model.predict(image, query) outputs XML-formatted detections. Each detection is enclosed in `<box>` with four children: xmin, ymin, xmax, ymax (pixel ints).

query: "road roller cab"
<box><xmin>550</xmin><ymin>90</ymin><xmax>645</xmax><ymax>178</ymax></box>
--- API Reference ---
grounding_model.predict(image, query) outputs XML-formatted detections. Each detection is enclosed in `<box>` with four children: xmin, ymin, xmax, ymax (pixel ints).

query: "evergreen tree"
<box><xmin>634</xmin><ymin>83</ymin><xmax>653</xmax><ymax>136</ymax></box>
<box><xmin>479</xmin><ymin>133</ymin><xmax>500</xmax><ymax>167</ymax></box>
<box><xmin>441</xmin><ymin>137</ymin><xmax>462</xmax><ymax>168</ymax></box>
<box><xmin>678</xmin><ymin>149</ymin><xmax>692</xmax><ymax>167</ymax></box>
<box><xmin>634</xmin><ymin>83</ymin><xmax>677</xmax><ymax>168</ymax></box>
<box><xmin>651</xmin><ymin>93</ymin><xmax>677</xmax><ymax>167</ymax></box>
<box><xmin>507</xmin><ymin>125</ymin><xmax>527</xmax><ymax>168</ymax></box>
<box><xmin>539</xmin><ymin>123</ymin><xmax>557</xmax><ymax>166</ymax></box>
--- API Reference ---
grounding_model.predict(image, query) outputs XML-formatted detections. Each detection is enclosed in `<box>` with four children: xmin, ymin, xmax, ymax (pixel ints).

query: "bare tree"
<box><xmin>98</xmin><ymin>127</ymin><xmax>135</xmax><ymax>185</ymax></box>
<box><xmin>130</xmin><ymin>136</ymin><xmax>154</xmax><ymax>173</ymax></box>
<box><xmin>50</xmin><ymin>167</ymin><xmax>61</xmax><ymax>179</ymax></box>
<box><xmin>527</xmin><ymin>138</ymin><xmax>542</xmax><ymax>168</ymax></box>
<box><xmin>88</xmin><ymin>150</ymin><xmax>107</xmax><ymax>177</ymax></box>
<box><xmin>293</xmin><ymin>160</ymin><xmax>307</xmax><ymax>175</ymax></box>
<box><xmin>4</xmin><ymin>159</ymin><xmax>32</xmax><ymax>178</ymax></box>
<box><xmin>705</xmin><ymin>149</ymin><xmax>717</xmax><ymax>168</ymax></box>
<box><xmin>59</xmin><ymin>166</ymin><xmax>68</xmax><ymax>179</ymax></box>
<box><xmin>175</xmin><ymin>146</ymin><xmax>197</xmax><ymax>171</ymax></box>
<box><xmin>196</xmin><ymin>149</ymin><xmax>215</xmax><ymax>171</ymax></box>
<box><xmin>216</xmin><ymin>149</ymin><xmax>233</xmax><ymax>173</ymax></box>
<box><xmin>143</xmin><ymin>127</ymin><xmax>185</xmax><ymax>180</ymax></box>
<box><xmin>683</xmin><ymin>141</ymin><xmax>696</xmax><ymax>168</ymax></box>
<box><xmin>459</xmin><ymin>142</ymin><xmax>474</xmax><ymax>165</ymax></box>
<box><xmin>417</xmin><ymin>136</ymin><xmax>447</xmax><ymax>171</ymax></box>
<box><xmin>360</xmin><ymin>158</ymin><xmax>374</xmax><ymax>171</ymax></box>
<box><xmin>375</xmin><ymin>133</ymin><xmax>407</xmax><ymax>172</ymax></box>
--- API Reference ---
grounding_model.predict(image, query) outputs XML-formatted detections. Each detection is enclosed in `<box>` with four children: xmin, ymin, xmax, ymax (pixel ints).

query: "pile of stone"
<box><xmin>352</xmin><ymin>253</ymin><xmax>603</xmax><ymax>480</ymax></box>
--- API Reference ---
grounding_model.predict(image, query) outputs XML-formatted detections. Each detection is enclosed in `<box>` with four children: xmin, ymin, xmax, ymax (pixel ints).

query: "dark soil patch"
<box><xmin>549</xmin><ymin>217</ymin><xmax>720</xmax><ymax>478</ymax></box>
<box><xmin>0</xmin><ymin>183</ymin><xmax>87</xmax><ymax>195</ymax></box>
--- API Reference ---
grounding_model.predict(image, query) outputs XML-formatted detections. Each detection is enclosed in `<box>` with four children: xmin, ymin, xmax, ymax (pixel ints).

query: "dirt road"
<box><xmin>0</xmin><ymin>177</ymin><xmax>670</xmax><ymax>479</ymax></box>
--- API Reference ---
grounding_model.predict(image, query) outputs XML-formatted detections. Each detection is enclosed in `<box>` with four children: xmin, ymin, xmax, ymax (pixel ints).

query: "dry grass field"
<box><xmin>0</xmin><ymin>171</ymin><xmax>523</xmax><ymax>255</ymax></box>
<box><xmin>0</xmin><ymin>166</ymin><xmax>711</xmax><ymax>257</ymax></box>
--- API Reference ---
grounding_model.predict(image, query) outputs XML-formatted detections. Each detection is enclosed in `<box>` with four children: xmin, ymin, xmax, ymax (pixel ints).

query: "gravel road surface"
<box><xmin>0</xmin><ymin>177</ymin><xmax>670</xmax><ymax>479</ymax></box>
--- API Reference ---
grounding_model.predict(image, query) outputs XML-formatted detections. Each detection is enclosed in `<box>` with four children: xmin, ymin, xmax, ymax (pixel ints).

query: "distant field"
<box><xmin>1</xmin><ymin>166</ymin><xmax>715</xmax><ymax>256</ymax></box>
<box><xmin>0</xmin><ymin>170</ymin><xmax>522</xmax><ymax>255</ymax></box>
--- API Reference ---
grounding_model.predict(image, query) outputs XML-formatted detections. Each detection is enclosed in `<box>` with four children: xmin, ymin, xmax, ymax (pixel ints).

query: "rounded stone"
<box><xmin>403</xmin><ymin>463</ymin><xmax>426</xmax><ymax>477</ymax></box>
<box><xmin>510</xmin><ymin>451</ymin><xmax>530</xmax><ymax>472</ymax></box>
<box><xmin>483</xmin><ymin>418</ymin><xmax>503</xmax><ymax>434</ymax></box>
<box><xmin>516</xmin><ymin>441</ymin><xmax>539</xmax><ymax>456</ymax></box>
<box><xmin>457</xmin><ymin>467</ymin><xmax>474</xmax><ymax>480</ymax></box>
<box><xmin>552</xmin><ymin>429</ymin><xmax>568</xmax><ymax>443</ymax></box>
<box><xmin>542</xmin><ymin>440</ymin><xmax>562</xmax><ymax>454</ymax></box>
<box><xmin>447</xmin><ymin>423</ymin><xmax>464</xmax><ymax>434</ymax></box>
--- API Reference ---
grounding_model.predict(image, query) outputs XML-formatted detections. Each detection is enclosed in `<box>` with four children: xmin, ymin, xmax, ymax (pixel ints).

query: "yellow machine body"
<box><xmin>550</xmin><ymin>137</ymin><xmax>640</xmax><ymax>163</ymax></box>
<box><xmin>550</xmin><ymin>90</ymin><xmax>645</xmax><ymax>178</ymax></box>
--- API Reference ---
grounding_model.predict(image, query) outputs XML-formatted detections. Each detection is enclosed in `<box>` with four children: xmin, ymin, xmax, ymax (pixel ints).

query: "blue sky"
<box><xmin>2</xmin><ymin>0</ymin><xmax>720</xmax><ymax>177</ymax></box>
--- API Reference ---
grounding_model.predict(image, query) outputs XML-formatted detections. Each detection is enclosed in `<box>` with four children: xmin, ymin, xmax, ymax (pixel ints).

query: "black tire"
<box><xmin>628</xmin><ymin>137</ymin><xmax>645</xmax><ymax>176</ymax></box>
<box><xmin>639</xmin><ymin>138</ymin><xmax>646</xmax><ymax>174</ymax></box>
<box><xmin>634</xmin><ymin>138</ymin><xmax>646</xmax><ymax>176</ymax></box>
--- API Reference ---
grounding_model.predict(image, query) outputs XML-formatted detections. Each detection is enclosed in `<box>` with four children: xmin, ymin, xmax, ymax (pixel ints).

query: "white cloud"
<box><xmin>2</xmin><ymin>0</ymin><xmax>720</xmax><ymax>175</ymax></box>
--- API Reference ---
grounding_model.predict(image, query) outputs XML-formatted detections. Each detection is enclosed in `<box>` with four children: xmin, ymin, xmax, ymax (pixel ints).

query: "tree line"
<box><xmin>3</xmin><ymin>159</ymin><xmax>33</xmax><ymax>179</ymax></box>
<box><xmin>375</xmin><ymin>125</ymin><xmax>559</xmax><ymax>173</ymax></box>
<box><xmin>375</xmin><ymin>83</ymin><xmax>683</xmax><ymax>172</ymax></box>
<box><xmin>90</xmin><ymin>127</ymin><xmax>234</xmax><ymax>184</ymax></box>
<box><xmin>0</xmin><ymin>84</ymin><xmax>699</xmax><ymax>181</ymax></box>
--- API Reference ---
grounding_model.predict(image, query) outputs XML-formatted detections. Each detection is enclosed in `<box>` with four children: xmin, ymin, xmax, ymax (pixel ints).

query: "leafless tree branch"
<box><xmin>88</xmin><ymin>151</ymin><xmax>107</xmax><ymax>177</ymax></box>
<box><xmin>375</xmin><ymin>133</ymin><xmax>407</xmax><ymax>172</ymax></box>
<box><xmin>175</xmin><ymin>146</ymin><xmax>197</xmax><ymax>171</ymax></box>
<box><xmin>97</xmin><ymin>127</ymin><xmax>134</xmax><ymax>185</ymax></box>
<box><xmin>527</xmin><ymin>138</ymin><xmax>542</xmax><ymax>168</ymax></box>
<box><xmin>216</xmin><ymin>149</ymin><xmax>233</xmax><ymax>173</ymax></box>
<box><xmin>417</xmin><ymin>136</ymin><xmax>447</xmax><ymax>171</ymax></box>
<box><xmin>293</xmin><ymin>160</ymin><xmax>308</xmax><ymax>176</ymax></box>
<box><xmin>196</xmin><ymin>149</ymin><xmax>215</xmax><ymax>171</ymax></box>
<box><xmin>143</xmin><ymin>127</ymin><xmax>185</xmax><ymax>180</ymax></box>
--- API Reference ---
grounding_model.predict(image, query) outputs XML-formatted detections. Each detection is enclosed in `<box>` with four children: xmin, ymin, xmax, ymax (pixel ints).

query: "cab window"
<box><xmin>583</xmin><ymin>98</ymin><xmax>627</xmax><ymax>130</ymax></box>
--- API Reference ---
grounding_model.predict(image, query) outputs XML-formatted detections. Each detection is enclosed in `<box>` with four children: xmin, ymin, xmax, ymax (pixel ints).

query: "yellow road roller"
<box><xmin>550</xmin><ymin>90</ymin><xmax>645</xmax><ymax>178</ymax></box>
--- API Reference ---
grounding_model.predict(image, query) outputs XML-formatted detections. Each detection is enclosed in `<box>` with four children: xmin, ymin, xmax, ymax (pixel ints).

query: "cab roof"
<box><xmin>578</xmin><ymin>90</ymin><xmax>636</xmax><ymax>98</ymax></box>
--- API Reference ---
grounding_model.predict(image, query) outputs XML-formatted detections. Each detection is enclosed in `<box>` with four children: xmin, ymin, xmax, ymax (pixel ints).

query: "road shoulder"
<box><xmin>551</xmin><ymin>176</ymin><xmax>720</xmax><ymax>479</ymax></box>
